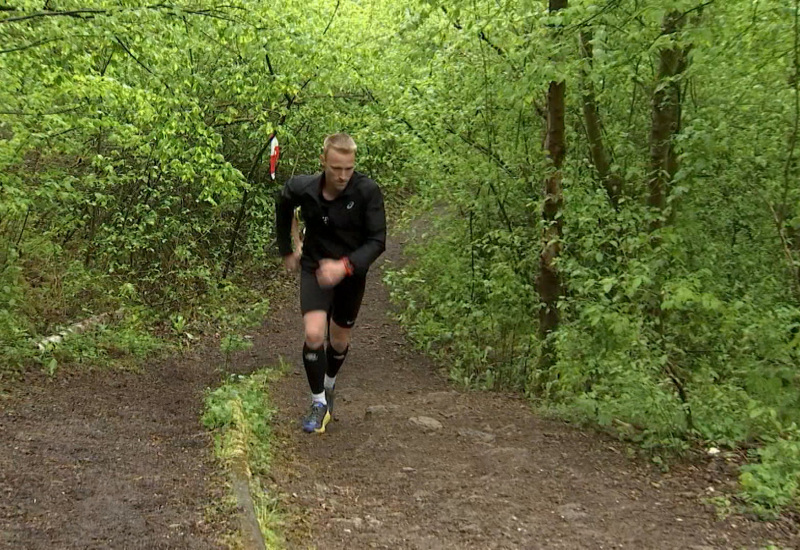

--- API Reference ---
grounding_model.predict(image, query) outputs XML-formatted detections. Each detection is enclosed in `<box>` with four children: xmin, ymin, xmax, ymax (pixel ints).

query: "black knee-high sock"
<box><xmin>326</xmin><ymin>344</ymin><xmax>349</xmax><ymax>378</ymax></box>
<box><xmin>303</xmin><ymin>343</ymin><xmax>326</xmax><ymax>395</ymax></box>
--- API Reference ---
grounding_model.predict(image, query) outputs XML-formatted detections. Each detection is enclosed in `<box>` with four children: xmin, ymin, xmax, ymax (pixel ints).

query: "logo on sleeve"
<box><xmin>347</xmin><ymin>201</ymin><xmax>355</xmax><ymax>210</ymax></box>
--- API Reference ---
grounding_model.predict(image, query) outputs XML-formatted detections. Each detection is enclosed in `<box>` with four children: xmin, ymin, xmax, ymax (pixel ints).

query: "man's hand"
<box><xmin>283</xmin><ymin>252</ymin><xmax>301</xmax><ymax>273</ymax></box>
<box><xmin>291</xmin><ymin>216</ymin><xmax>303</xmax><ymax>256</ymax></box>
<box><xmin>316</xmin><ymin>258</ymin><xmax>347</xmax><ymax>288</ymax></box>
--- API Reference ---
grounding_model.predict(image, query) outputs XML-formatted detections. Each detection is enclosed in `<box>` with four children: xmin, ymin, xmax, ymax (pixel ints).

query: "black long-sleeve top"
<box><xmin>275</xmin><ymin>172</ymin><xmax>386</xmax><ymax>276</ymax></box>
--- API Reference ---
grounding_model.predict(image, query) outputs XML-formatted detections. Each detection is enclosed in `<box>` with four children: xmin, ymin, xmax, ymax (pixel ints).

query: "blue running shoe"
<box><xmin>302</xmin><ymin>402</ymin><xmax>331</xmax><ymax>433</ymax></box>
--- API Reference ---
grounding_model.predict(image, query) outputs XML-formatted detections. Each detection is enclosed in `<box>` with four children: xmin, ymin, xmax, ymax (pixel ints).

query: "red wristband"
<box><xmin>341</xmin><ymin>257</ymin><xmax>354</xmax><ymax>276</ymax></box>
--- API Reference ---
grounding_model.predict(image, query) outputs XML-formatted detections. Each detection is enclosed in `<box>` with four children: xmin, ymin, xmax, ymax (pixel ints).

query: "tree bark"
<box><xmin>537</xmin><ymin>0</ymin><xmax>567</xmax><ymax>373</ymax></box>
<box><xmin>579</xmin><ymin>30</ymin><xmax>622</xmax><ymax>209</ymax></box>
<box><xmin>648</xmin><ymin>11</ymin><xmax>688</xmax><ymax>227</ymax></box>
<box><xmin>647</xmin><ymin>10</ymin><xmax>694</xmax><ymax>430</ymax></box>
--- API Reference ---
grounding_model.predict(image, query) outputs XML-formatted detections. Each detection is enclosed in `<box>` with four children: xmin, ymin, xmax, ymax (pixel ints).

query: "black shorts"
<box><xmin>300</xmin><ymin>269</ymin><xmax>367</xmax><ymax>328</ymax></box>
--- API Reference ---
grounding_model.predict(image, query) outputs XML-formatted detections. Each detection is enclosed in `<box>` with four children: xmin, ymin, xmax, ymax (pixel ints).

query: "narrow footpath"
<box><xmin>0</xmin><ymin>349</ymin><xmax>230</xmax><ymax>548</ymax></box>
<box><xmin>1</xmin><ymin>235</ymin><xmax>798</xmax><ymax>549</ymax></box>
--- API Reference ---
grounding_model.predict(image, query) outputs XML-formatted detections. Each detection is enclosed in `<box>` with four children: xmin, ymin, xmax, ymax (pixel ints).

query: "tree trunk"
<box><xmin>648</xmin><ymin>11</ymin><xmax>688</xmax><ymax>226</ymax></box>
<box><xmin>537</xmin><ymin>0</ymin><xmax>567</xmax><ymax>373</ymax></box>
<box><xmin>579</xmin><ymin>30</ymin><xmax>622</xmax><ymax>209</ymax></box>
<box><xmin>647</xmin><ymin>10</ymin><xmax>694</xmax><ymax>431</ymax></box>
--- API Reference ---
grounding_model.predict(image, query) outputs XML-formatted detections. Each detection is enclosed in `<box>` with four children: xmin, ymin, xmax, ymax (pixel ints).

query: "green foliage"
<box><xmin>0</xmin><ymin>0</ymin><xmax>398</xmax><ymax>377</ymax></box>
<box><xmin>740</xmin><ymin>423</ymin><xmax>800</xmax><ymax>518</ymax></box>
<box><xmin>6</xmin><ymin>0</ymin><xmax>800</xmax><ymax>517</ymax></box>
<box><xmin>202</xmin><ymin>369</ymin><xmax>283</xmax><ymax>546</ymax></box>
<box><xmin>220</xmin><ymin>335</ymin><xmax>253</xmax><ymax>354</ymax></box>
<box><xmin>34</xmin><ymin>314</ymin><xmax>164</xmax><ymax>376</ymax></box>
<box><xmin>219</xmin><ymin>333</ymin><xmax>254</xmax><ymax>372</ymax></box>
<box><xmin>202</xmin><ymin>371</ymin><xmax>274</xmax><ymax>471</ymax></box>
<box><xmin>386</xmin><ymin>203</ymin><xmax>538</xmax><ymax>390</ymax></box>
<box><xmin>382</xmin><ymin>0</ymin><xmax>800</xmax><ymax>515</ymax></box>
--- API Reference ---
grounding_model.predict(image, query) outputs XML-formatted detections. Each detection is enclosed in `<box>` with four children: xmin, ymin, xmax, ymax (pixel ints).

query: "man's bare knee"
<box><xmin>329</xmin><ymin>322</ymin><xmax>351</xmax><ymax>352</ymax></box>
<box><xmin>304</xmin><ymin>311</ymin><xmax>327</xmax><ymax>349</ymax></box>
<box><xmin>305</xmin><ymin>332</ymin><xmax>325</xmax><ymax>349</ymax></box>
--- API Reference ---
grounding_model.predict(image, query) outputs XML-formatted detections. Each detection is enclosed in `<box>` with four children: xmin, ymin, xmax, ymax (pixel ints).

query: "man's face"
<box><xmin>321</xmin><ymin>148</ymin><xmax>355</xmax><ymax>193</ymax></box>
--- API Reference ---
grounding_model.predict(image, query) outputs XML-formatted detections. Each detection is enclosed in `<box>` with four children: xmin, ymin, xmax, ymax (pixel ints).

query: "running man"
<box><xmin>275</xmin><ymin>133</ymin><xmax>386</xmax><ymax>433</ymax></box>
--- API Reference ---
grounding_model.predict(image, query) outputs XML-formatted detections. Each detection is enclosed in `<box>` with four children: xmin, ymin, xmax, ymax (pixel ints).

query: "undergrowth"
<box><xmin>387</xmin><ymin>203</ymin><xmax>800</xmax><ymax>518</ymax></box>
<box><xmin>202</xmin><ymin>367</ymin><xmax>285</xmax><ymax>548</ymax></box>
<box><xmin>0</xmin><ymin>236</ymin><xmax>278</xmax><ymax>385</ymax></box>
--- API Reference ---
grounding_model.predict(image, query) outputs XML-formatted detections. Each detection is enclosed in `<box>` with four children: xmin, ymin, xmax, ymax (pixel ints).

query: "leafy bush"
<box><xmin>740</xmin><ymin>427</ymin><xmax>800</xmax><ymax>518</ymax></box>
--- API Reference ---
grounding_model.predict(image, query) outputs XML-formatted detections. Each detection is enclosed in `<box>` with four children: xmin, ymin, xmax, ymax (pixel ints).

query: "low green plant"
<box><xmin>219</xmin><ymin>335</ymin><xmax>254</xmax><ymax>372</ymax></box>
<box><xmin>739</xmin><ymin>424</ymin><xmax>800</xmax><ymax>518</ymax></box>
<box><xmin>389</xmin><ymin>201</ymin><xmax>800</xmax><ymax>514</ymax></box>
<box><xmin>704</xmin><ymin>495</ymin><xmax>734</xmax><ymax>520</ymax></box>
<box><xmin>202</xmin><ymin>369</ymin><xmax>283</xmax><ymax>546</ymax></box>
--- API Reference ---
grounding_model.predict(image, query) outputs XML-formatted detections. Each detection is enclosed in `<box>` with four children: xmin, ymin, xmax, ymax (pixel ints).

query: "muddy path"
<box><xmin>0</xmin><ymin>349</ymin><xmax>233</xmax><ymax>548</ymax></box>
<box><xmin>262</xmin><ymin>239</ymin><xmax>799</xmax><ymax>549</ymax></box>
<box><xmin>1</xmin><ymin>231</ymin><xmax>799</xmax><ymax>549</ymax></box>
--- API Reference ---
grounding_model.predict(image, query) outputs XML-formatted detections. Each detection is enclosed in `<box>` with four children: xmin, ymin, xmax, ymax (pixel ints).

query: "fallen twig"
<box><xmin>36</xmin><ymin>309</ymin><xmax>124</xmax><ymax>351</ymax></box>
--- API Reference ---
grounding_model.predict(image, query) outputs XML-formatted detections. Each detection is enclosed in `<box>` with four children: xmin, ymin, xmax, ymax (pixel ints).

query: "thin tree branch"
<box><xmin>442</xmin><ymin>5</ymin><xmax>517</xmax><ymax>71</ymax></box>
<box><xmin>222</xmin><ymin>73</ymin><xmax>314</xmax><ymax>279</ymax></box>
<box><xmin>0</xmin><ymin>37</ymin><xmax>62</xmax><ymax>54</ymax></box>
<box><xmin>114</xmin><ymin>36</ymin><xmax>153</xmax><ymax>74</ymax></box>
<box><xmin>0</xmin><ymin>106</ymin><xmax>82</xmax><ymax>116</ymax></box>
<box><xmin>265</xmin><ymin>51</ymin><xmax>293</xmax><ymax>104</ymax></box>
<box><xmin>322</xmin><ymin>0</ymin><xmax>340</xmax><ymax>36</ymax></box>
<box><xmin>444</xmin><ymin>125</ymin><xmax>516</xmax><ymax>177</ymax></box>
<box><xmin>100</xmin><ymin>48</ymin><xmax>114</xmax><ymax>76</ymax></box>
<box><xmin>579</xmin><ymin>30</ymin><xmax>622</xmax><ymax>209</ymax></box>
<box><xmin>441</xmin><ymin>6</ymin><xmax>462</xmax><ymax>29</ymax></box>
<box><xmin>443</xmin><ymin>126</ymin><xmax>514</xmax><ymax>232</ymax></box>
<box><xmin>676</xmin><ymin>0</ymin><xmax>715</xmax><ymax>25</ymax></box>
<box><xmin>113</xmin><ymin>35</ymin><xmax>173</xmax><ymax>94</ymax></box>
<box><xmin>767</xmin><ymin>200</ymin><xmax>800</xmax><ymax>300</ymax></box>
<box><xmin>478</xmin><ymin>30</ymin><xmax>505</xmax><ymax>57</ymax></box>
<box><xmin>212</xmin><ymin>117</ymin><xmax>255</xmax><ymax>128</ymax></box>
<box><xmin>178</xmin><ymin>8</ymin><xmax>238</xmax><ymax>23</ymax></box>
<box><xmin>1</xmin><ymin>8</ymin><xmax>105</xmax><ymax>23</ymax></box>
<box><xmin>306</xmin><ymin>92</ymin><xmax>369</xmax><ymax>100</ymax></box>
<box><xmin>781</xmin><ymin>0</ymin><xmax>800</xmax><ymax>214</ymax></box>
<box><xmin>1</xmin><ymin>5</ymin><xmax>241</xmax><ymax>25</ymax></box>
<box><xmin>566</xmin><ymin>0</ymin><xmax>622</xmax><ymax>32</ymax></box>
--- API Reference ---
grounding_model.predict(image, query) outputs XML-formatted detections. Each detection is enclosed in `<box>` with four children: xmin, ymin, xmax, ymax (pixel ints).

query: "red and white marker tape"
<box><xmin>269</xmin><ymin>135</ymin><xmax>280</xmax><ymax>181</ymax></box>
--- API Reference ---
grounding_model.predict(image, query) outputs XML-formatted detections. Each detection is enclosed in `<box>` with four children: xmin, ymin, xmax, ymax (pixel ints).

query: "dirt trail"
<box><xmin>0</xmin><ymin>351</ymin><xmax>231</xmax><ymax>548</ymax></box>
<box><xmin>263</xmin><ymin>239</ymin><xmax>799</xmax><ymax>549</ymax></box>
<box><xmin>1</xmin><ymin>234</ymin><xmax>799</xmax><ymax>549</ymax></box>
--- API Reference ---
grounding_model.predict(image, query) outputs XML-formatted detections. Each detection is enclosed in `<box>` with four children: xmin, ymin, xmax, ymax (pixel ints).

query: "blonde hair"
<box><xmin>322</xmin><ymin>133</ymin><xmax>357</xmax><ymax>157</ymax></box>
